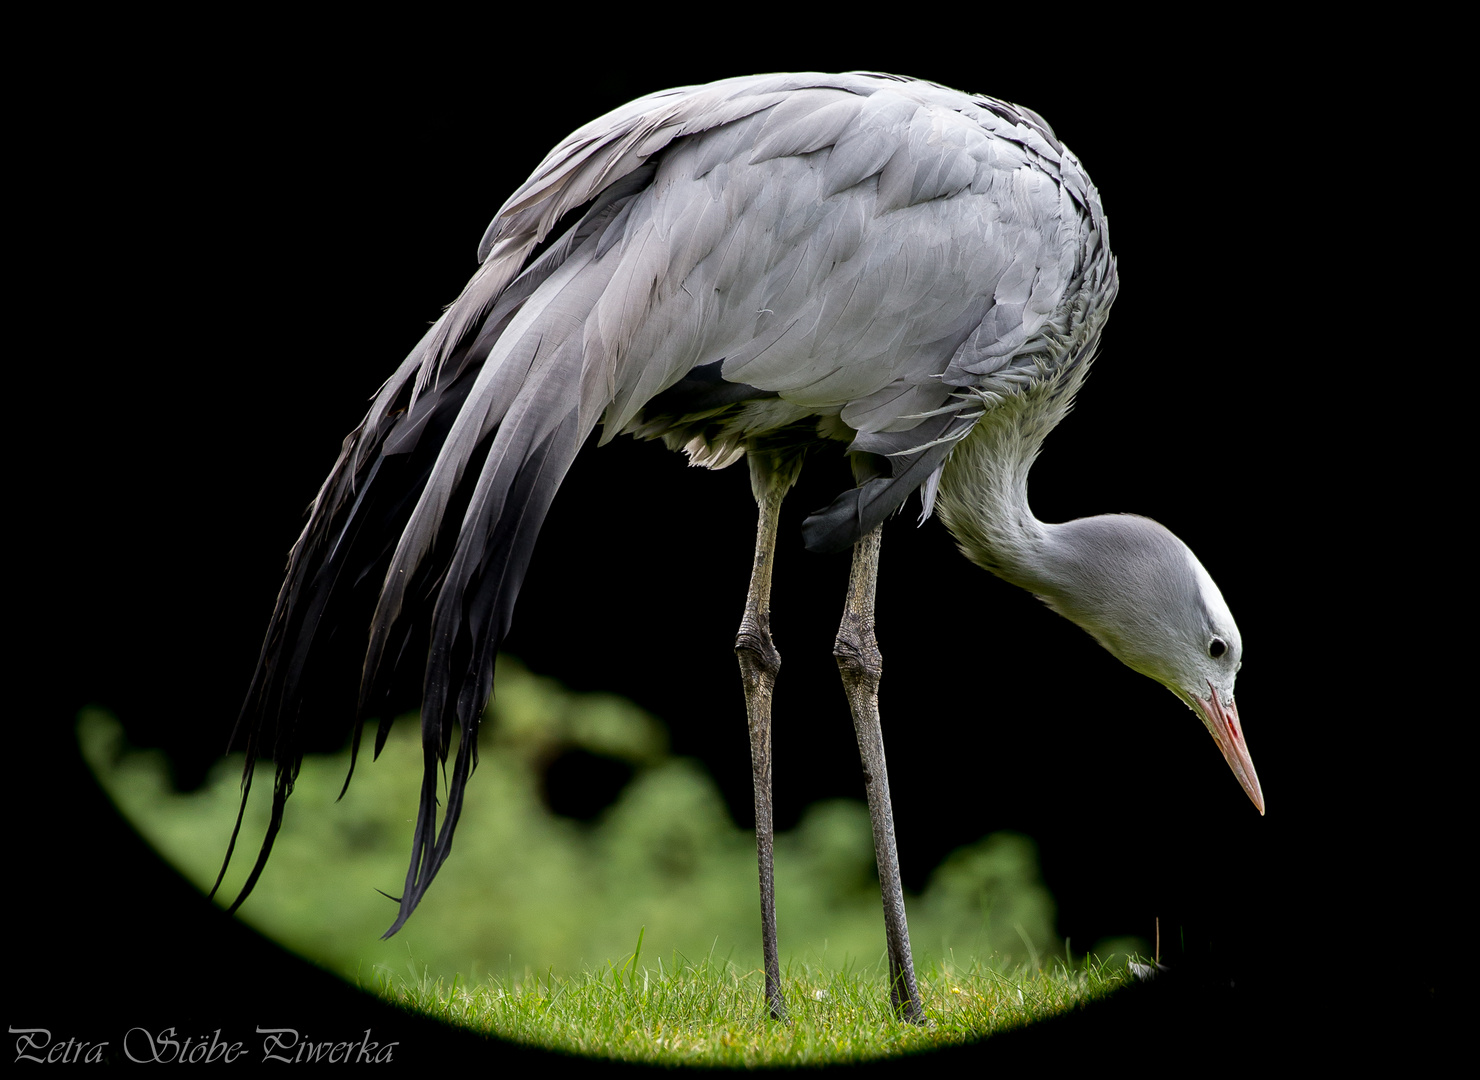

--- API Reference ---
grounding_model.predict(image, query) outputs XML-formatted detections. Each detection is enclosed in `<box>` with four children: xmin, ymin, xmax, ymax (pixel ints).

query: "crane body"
<box><xmin>219</xmin><ymin>72</ymin><xmax>1261</xmax><ymax>1023</ymax></box>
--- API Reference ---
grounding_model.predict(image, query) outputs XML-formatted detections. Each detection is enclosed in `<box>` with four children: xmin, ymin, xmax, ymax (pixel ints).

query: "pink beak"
<box><xmin>1194</xmin><ymin>684</ymin><xmax>1264</xmax><ymax>814</ymax></box>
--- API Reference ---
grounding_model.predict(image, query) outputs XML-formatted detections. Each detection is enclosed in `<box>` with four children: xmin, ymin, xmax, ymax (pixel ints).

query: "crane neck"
<box><xmin>933</xmin><ymin>392</ymin><xmax>1074</xmax><ymax>598</ymax></box>
<box><xmin>931</xmin><ymin>292</ymin><xmax>1117</xmax><ymax>598</ymax></box>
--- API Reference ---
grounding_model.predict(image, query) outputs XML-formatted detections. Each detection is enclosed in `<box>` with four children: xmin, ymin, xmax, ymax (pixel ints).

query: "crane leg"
<box><xmin>834</xmin><ymin>526</ymin><xmax>925</xmax><ymax>1023</ymax></box>
<box><xmin>736</xmin><ymin>466</ymin><xmax>789</xmax><ymax>1022</ymax></box>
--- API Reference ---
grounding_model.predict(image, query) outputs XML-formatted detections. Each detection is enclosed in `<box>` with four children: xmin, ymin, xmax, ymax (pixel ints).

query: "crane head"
<box><xmin>1035</xmin><ymin>514</ymin><xmax>1264</xmax><ymax>814</ymax></box>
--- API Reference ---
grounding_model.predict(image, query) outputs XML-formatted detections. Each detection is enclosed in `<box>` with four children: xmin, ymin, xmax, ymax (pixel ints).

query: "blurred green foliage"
<box><xmin>80</xmin><ymin>656</ymin><xmax>1062</xmax><ymax>985</ymax></box>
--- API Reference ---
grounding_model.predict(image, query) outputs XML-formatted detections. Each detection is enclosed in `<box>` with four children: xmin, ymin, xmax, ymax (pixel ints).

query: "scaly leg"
<box><xmin>735</xmin><ymin>461</ymin><xmax>789</xmax><ymax>1022</ymax></box>
<box><xmin>833</xmin><ymin>526</ymin><xmax>925</xmax><ymax>1022</ymax></box>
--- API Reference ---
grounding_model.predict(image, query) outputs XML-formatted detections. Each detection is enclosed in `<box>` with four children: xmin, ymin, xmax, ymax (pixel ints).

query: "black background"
<box><xmin>23</xmin><ymin>24</ymin><xmax>1451</xmax><ymax>1066</ymax></box>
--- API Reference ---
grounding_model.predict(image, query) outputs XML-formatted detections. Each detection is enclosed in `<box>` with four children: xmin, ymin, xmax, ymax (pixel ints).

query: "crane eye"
<box><xmin>1208</xmin><ymin>637</ymin><xmax>1228</xmax><ymax>659</ymax></box>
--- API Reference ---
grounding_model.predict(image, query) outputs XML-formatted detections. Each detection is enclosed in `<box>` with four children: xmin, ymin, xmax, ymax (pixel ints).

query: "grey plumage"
<box><xmin>219</xmin><ymin>72</ymin><xmax>1259</xmax><ymax>1006</ymax></box>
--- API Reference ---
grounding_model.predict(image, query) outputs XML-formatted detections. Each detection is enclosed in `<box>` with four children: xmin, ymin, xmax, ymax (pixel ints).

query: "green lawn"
<box><xmin>382</xmin><ymin>951</ymin><xmax>1127</xmax><ymax>1065</ymax></box>
<box><xmin>80</xmin><ymin>654</ymin><xmax>1143</xmax><ymax>1064</ymax></box>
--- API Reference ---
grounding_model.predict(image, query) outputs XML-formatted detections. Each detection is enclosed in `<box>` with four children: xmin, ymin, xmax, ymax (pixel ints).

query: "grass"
<box><xmin>377</xmin><ymin>944</ymin><xmax>1129</xmax><ymax>1065</ymax></box>
<box><xmin>80</xmin><ymin>654</ymin><xmax>1144</xmax><ymax>1064</ymax></box>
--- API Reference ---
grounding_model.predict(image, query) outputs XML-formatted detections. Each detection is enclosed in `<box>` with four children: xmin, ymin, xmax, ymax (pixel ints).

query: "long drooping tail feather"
<box><xmin>212</xmin><ymin>72</ymin><xmax>765</xmax><ymax>925</ymax></box>
<box><xmin>216</xmin><ymin>176</ymin><xmax>639</xmax><ymax>932</ymax></box>
<box><xmin>215</xmin><ymin>80</ymin><xmax>798</xmax><ymax>926</ymax></box>
<box><xmin>377</xmin><ymin>288</ymin><xmax>612</xmax><ymax>931</ymax></box>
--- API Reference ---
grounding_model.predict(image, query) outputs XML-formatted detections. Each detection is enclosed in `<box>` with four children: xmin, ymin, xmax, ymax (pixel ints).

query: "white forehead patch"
<box><xmin>1188</xmin><ymin>548</ymin><xmax>1239</xmax><ymax>646</ymax></box>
